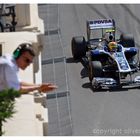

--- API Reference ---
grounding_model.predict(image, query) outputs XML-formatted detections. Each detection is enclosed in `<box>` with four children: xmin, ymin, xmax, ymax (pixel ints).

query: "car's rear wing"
<box><xmin>87</xmin><ymin>19</ymin><xmax>115</xmax><ymax>30</ymax></box>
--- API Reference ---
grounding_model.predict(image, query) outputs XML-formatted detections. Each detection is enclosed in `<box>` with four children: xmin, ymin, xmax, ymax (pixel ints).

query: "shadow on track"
<box><xmin>66</xmin><ymin>57</ymin><xmax>88</xmax><ymax>78</ymax></box>
<box><xmin>82</xmin><ymin>81</ymin><xmax>140</xmax><ymax>93</ymax></box>
<box><xmin>66</xmin><ymin>57</ymin><xmax>80</xmax><ymax>63</ymax></box>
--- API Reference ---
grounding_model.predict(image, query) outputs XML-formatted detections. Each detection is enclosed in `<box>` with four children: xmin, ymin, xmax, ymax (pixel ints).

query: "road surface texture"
<box><xmin>39</xmin><ymin>4</ymin><xmax>140</xmax><ymax>136</ymax></box>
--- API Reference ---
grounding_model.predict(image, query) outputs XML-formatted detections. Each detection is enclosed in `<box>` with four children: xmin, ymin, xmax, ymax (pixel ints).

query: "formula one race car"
<box><xmin>71</xmin><ymin>19</ymin><xmax>140</xmax><ymax>89</ymax></box>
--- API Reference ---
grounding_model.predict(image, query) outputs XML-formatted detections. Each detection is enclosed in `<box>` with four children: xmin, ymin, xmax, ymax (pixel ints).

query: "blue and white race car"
<box><xmin>71</xmin><ymin>19</ymin><xmax>140</xmax><ymax>89</ymax></box>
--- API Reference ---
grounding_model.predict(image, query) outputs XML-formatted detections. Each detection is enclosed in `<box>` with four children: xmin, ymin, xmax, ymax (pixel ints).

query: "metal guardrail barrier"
<box><xmin>0</xmin><ymin>4</ymin><xmax>17</xmax><ymax>32</ymax></box>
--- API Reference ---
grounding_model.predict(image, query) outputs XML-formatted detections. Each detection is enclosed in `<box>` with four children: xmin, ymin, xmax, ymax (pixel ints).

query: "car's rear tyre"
<box><xmin>88</xmin><ymin>61</ymin><xmax>103</xmax><ymax>82</ymax></box>
<box><xmin>119</xmin><ymin>34</ymin><xmax>135</xmax><ymax>47</ymax></box>
<box><xmin>71</xmin><ymin>36</ymin><xmax>87</xmax><ymax>60</ymax></box>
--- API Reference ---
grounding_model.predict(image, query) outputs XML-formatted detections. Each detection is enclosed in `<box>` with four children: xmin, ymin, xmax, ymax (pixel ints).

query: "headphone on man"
<box><xmin>13</xmin><ymin>43</ymin><xmax>33</xmax><ymax>59</ymax></box>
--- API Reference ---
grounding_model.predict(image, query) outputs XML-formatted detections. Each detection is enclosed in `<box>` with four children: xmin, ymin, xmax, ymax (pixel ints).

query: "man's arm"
<box><xmin>20</xmin><ymin>82</ymin><xmax>39</xmax><ymax>87</ymax></box>
<box><xmin>20</xmin><ymin>82</ymin><xmax>57</xmax><ymax>94</ymax></box>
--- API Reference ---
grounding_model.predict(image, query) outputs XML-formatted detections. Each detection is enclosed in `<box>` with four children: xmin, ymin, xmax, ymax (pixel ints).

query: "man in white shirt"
<box><xmin>0</xmin><ymin>43</ymin><xmax>57</xmax><ymax>93</ymax></box>
<box><xmin>0</xmin><ymin>54</ymin><xmax>20</xmax><ymax>91</ymax></box>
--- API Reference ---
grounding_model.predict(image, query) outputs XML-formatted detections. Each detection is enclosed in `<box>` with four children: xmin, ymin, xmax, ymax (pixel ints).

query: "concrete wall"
<box><xmin>16</xmin><ymin>4</ymin><xmax>44</xmax><ymax>33</ymax></box>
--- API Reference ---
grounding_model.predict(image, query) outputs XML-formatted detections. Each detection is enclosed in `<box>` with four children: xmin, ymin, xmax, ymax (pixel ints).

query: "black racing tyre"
<box><xmin>71</xmin><ymin>36</ymin><xmax>87</xmax><ymax>60</ymax></box>
<box><xmin>88</xmin><ymin>61</ymin><xmax>103</xmax><ymax>82</ymax></box>
<box><xmin>119</xmin><ymin>34</ymin><xmax>135</xmax><ymax>47</ymax></box>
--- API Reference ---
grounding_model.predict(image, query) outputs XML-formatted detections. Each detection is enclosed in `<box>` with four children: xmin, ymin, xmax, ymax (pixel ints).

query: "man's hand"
<box><xmin>38</xmin><ymin>83</ymin><xmax>57</xmax><ymax>93</ymax></box>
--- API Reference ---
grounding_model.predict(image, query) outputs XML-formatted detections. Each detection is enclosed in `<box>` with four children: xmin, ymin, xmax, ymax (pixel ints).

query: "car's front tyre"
<box><xmin>71</xmin><ymin>36</ymin><xmax>87</xmax><ymax>60</ymax></box>
<box><xmin>88</xmin><ymin>61</ymin><xmax>103</xmax><ymax>82</ymax></box>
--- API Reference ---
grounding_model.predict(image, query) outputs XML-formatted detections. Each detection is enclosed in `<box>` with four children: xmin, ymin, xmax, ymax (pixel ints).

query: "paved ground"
<box><xmin>39</xmin><ymin>4</ymin><xmax>140</xmax><ymax>136</ymax></box>
<box><xmin>38</xmin><ymin>4</ymin><xmax>73</xmax><ymax>136</ymax></box>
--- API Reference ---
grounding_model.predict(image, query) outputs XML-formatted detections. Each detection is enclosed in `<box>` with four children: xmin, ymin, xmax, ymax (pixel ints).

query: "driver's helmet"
<box><xmin>108</xmin><ymin>41</ymin><xmax>118</xmax><ymax>52</ymax></box>
<box><xmin>103</xmin><ymin>32</ymin><xmax>114</xmax><ymax>43</ymax></box>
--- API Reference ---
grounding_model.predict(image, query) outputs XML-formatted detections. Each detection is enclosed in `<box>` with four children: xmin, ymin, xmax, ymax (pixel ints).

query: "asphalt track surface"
<box><xmin>39</xmin><ymin>4</ymin><xmax>140</xmax><ymax>136</ymax></box>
